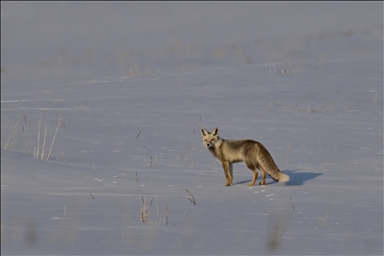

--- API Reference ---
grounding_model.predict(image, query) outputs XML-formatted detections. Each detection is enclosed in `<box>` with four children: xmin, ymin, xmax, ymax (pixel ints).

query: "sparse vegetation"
<box><xmin>266</xmin><ymin>213</ymin><xmax>290</xmax><ymax>254</ymax></box>
<box><xmin>2</xmin><ymin>111</ymin><xmax>64</xmax><ymax>161</ymax></box>
<box><xmin>182</xmin><ymin>189</ymin><xmax>197</xmax><ymax>205</ymax></box>
<box><xmin>139</xmin><ymin>197</ymin><xmax>169</xmax><ymax>225</ymax></box>
<box><xmin>140</xmin><ymin>197</ymin><xmax>150</xmax><ymax>223</ymax></box>
<box><xmin>176</xmin><ymin>143</ymin><xmax>195</xmax><ymax>166</ymax></box>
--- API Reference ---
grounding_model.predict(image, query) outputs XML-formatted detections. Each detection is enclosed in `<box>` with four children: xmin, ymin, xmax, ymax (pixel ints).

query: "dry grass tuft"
<box><xmin>140</xmin><ymin>197</ymin><xmax>149</xmax><ymax>223</ymax></box>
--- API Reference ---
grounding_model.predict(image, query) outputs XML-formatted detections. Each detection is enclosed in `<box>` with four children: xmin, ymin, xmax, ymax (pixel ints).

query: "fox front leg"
<box><xmin>229</xmin><ymin>163</ymin><xmax>233</xmax><ymax>183</ymax></box>
<box><xmin>222</xmin><ymin>161</ymin><xmax>233</xmax><ymax>186</ymax></box>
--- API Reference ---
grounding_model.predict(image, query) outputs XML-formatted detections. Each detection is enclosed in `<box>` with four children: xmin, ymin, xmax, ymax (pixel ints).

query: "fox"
<box><xmin>201</xmin><ymin>127</ymin><xmax>289</xmax><ymax>186</ymax></box>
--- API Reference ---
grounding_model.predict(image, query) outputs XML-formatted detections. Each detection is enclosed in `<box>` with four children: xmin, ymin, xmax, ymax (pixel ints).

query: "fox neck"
<box><xmin>208</xmin><ymin>137</ymin><xmax>224</xmax><ymax>158</ymax></box>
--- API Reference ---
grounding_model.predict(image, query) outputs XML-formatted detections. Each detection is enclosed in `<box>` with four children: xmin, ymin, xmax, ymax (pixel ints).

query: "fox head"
<box><xmin>201</xmin><ymin>127</ymin><xmax>220</xmax><ymax>149</ymax></box>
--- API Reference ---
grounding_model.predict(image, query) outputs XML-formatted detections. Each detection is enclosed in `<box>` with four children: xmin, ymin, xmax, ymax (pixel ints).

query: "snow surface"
<box><xmin>1</xmin><ymin>2</ymin><xmax>383</xmax><ymax>255</ymax></box>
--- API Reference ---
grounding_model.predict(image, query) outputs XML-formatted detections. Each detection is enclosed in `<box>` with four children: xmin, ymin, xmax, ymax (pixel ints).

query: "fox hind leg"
<box><xmin>259</xmin><ymin>166</ymin><xmax>267</xmax><ymax>185</ymax></box>
<box><xmin>248</xmin><ymin>169</ymin><xmax>258</xmax><ymax>186</ymax></box>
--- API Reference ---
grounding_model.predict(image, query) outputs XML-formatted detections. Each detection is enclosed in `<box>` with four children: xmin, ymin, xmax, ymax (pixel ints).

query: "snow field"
<box><xmin>1</xmin><ymin>2</ymin><xmax>383</xmax><ymax>255</ymax></box>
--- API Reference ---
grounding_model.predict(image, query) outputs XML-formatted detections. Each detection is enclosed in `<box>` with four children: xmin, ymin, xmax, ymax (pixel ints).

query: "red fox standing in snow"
<box><xmin>201</xmin><ymin>127</ymin><xmax>289</xmax><ymax>186</ymax></box>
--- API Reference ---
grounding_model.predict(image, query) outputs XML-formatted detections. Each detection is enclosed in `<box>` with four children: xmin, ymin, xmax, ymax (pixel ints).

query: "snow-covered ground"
<box><xmin>1</xmin><ymin>2</ymin><xmax>383</xmax><ymax>255</ymax></box>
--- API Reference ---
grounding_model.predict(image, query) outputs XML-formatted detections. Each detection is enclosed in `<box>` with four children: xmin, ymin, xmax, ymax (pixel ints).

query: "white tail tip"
<box><xmin>279</xmin><ymin>172</ymin><xmax>290</xmax><ymax>183</ymax></box>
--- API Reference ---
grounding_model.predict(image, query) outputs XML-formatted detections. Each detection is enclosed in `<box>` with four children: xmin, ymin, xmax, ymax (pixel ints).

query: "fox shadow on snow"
<box><xmin>282</xmin><ymin>169</ymin><xmax>322</xmax><ymax>186</ymax></box>
<box><xmin>234</xmin><ymin>169</ymin><xmax>322</xmax><ymax>186</ymax></box>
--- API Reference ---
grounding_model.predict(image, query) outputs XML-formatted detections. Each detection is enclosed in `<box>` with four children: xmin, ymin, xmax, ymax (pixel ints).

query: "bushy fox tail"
<box><xmin>255</xmin><ymin>141</ymin><xmax>290</xmax><ymax>183</ymax></box>
<box><xmin>267</xmin><ymin>168</ymin><xmax>290</xmax><ymax>183</ymax></box>
<box><xmin>266</xmin><ymin>169</ymin><xmax>290</xmax><ymax>183</ymax></box>
<box><xmin>278</xmin><ymin>171</ymin><xmax>290</xmax><ymax>183</ymax></box>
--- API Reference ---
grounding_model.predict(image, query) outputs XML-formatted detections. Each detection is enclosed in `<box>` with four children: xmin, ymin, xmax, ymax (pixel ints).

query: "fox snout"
<box><xmin>203</xmin><ymin>139</ymin><xmax>216</xmax><ymax>149</ymax></box>
<box><xmin>205</xmin><ymin>142</ymin><xmax>213</xmax><ymax>148</ymax></box>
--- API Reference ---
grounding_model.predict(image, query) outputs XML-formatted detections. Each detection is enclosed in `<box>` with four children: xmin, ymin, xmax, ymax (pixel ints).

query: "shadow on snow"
<box><xmin>234</xmin><ymin>169</ymin><xmax>323</xmax><ymax>186</ymax></box>
<box><xmin>283</xmin><ymin>169</ymin><xmax>323</xmax><ymax>186</ymax></box>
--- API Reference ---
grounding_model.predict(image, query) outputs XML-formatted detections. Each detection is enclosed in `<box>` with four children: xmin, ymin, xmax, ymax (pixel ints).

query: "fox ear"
<box><xmin>212</xmin><ymin>127</ymin><xmax>219</xmax><ymax>136</ymax></box>
<box><xmin>201</xmin><ymin>127</ymin><xmax>209</xmax><ymax>136</ymax></box>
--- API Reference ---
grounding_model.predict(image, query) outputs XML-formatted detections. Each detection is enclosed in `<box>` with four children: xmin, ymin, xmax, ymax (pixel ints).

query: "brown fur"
<box><xmin>201</xmin><ymin>127</ymin><xmax>289</xmax><ymax>186</ymax></box>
